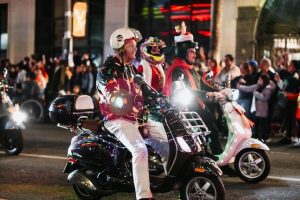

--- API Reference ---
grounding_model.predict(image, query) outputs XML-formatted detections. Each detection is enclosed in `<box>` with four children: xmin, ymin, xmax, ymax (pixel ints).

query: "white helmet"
<box><xmin>110</xmin><ymin>27</ymin><xmax>142</xmax><ymax>49</ymax></box>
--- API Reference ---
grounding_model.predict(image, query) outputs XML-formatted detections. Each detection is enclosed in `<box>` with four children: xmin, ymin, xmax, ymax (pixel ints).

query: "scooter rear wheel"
<box><xmin>73</xmin><ymin>184</ymin><xmax>103</xmax><ymax>200</ymax></box>
<box><xmin>20</xmin><ymin>99</ymin><xmax>44</xmax><ymax>122</ymax></box>
<box><xmin>1</xmin><ymin>129</ymin><xmax>23</xmax><ymax>155</ymax></box>
<box><xmin>180</xmin><ymin>174</ymin><xmax>225</xmax><ymax>200</ymax></box>
<box><xmin>234</xmin><ymin>148</ymin><xmax>271</xmax><ymax>183</ymax></box>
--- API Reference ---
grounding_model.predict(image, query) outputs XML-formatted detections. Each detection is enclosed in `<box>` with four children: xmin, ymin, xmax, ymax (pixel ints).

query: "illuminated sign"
<box><xmin>72</xmin><ymin>2</ymin><xmax>87</xmax><ymax>37</ymax></box>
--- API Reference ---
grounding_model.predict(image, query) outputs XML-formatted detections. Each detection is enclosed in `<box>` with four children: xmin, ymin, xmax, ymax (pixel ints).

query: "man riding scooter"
<box><xmin>164</xmin><ymin>22</ymin><xmax>235</xmax><ymax>175</ymax></box>
<box><xmin>97</xmin><ymin>27</ymin><xmax>169</xmax><ymax>200</ymax></box>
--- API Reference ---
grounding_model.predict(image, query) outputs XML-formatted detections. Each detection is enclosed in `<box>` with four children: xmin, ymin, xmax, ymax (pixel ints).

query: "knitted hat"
<box><xmin>174</xmin><ymin>22</ymin><xmax>198</xmax><ymax>60</ymax></box>
<box><xmin>174</xmin><ymin>21</ymin><xmax>198</xmax><ymax>49</ymax></box>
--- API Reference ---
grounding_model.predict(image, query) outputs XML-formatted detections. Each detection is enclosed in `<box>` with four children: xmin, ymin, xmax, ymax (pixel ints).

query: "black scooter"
<box><xmin>49</xmin><ymin>79</ymin><xmax>225</xmax><ymax>200</ymax></box>
<box><xmin>0</xmin><ymin>75</ymin><xmax>26</xmax><ymax>155</ymax></box>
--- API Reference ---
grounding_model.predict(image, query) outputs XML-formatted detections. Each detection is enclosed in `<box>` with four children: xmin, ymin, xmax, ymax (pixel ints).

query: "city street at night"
<box><xmin>1</xmin><ymin>0</ymin><xmax>300</xmax><ymax>200</ymax></box>
<box><xmin>0</xmin><ymin>123</ymin><xmax>299</xmax><ymax>200</ymax></box>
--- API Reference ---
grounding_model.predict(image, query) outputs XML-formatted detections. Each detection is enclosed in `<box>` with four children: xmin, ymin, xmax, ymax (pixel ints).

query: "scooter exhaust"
<box><xmin>67</xmin><ymin>170</ymin><xmax>98</xmax><ymax>191</ymax></box>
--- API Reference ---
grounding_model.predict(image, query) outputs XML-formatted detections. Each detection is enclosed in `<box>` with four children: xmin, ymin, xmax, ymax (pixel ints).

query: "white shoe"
<box><xmin>292</xmin><ymin>137</ymin><xmax>299</xmax><ymax>144</ymax></box>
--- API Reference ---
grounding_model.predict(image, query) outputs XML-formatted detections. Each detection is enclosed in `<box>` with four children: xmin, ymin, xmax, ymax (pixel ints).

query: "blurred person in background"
<box><xmin>214</xmin><ymin>54</ymin><xmax>240</xmax><ymax>87</ymax></box>
<box><xmin>16</xmin><ymin>57</ymin><xmax>30</xmax><ymax>88</ymax></box>
<box><xmin>275</xmin><ymin>60</ymin><xmax>300</xmax><ymax>145</ymax></box>
<box><xmin>49</xmin><ymin>60</ymin><xmax>72</xmax><ymax>97</ymax></box>
<box><xmin>81</xmin><ymin>61</ymin><xmax>94</xmax><ymax>95</ymax></box>
<box><xmin>195</xmin><ymin>46</ymin><xmax>208</xmax><ymax>74</ymax></box>
<box><xmin>232</xmin><ymin>62</ymin><xmax>254</xmax><ymax>118</ymax></box>
<box><xmin>71</xmin><ymin>84</ymin><xmax>81</xmax><ymax>95</ymax></box>
<box><xmin>238</xmin><ymin>74</ymin><xmax>275</xmax><ymax>141</ymax></box>
<box><xmin>257</xmin><ymin>57</ymin><xmax>277</xmax><ymax>140</ymax></box>
<box><xmin>248</xmin><ymin>59</ymin><xmax>259</xmax><ymax>84</ymax></box>
<box><xmin>202</xmin><ymin>58</ymin><xmax>220</xmax><ymax>85</ymax></box>
<box><xmin>70</xmin><ymin>63</ymin><xmax>83</xmax><ymax>93</ymax></box>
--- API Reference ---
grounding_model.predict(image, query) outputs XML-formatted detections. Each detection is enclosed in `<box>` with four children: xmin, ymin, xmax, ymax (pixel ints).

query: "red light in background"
<box><xmin>170</xmin><ymin>14</ymin><xmax>211</xmax><ymax>22</ymax></box>
<box><xmin>160</xmin><ymin>3</ymin><xmax>211</xmax><ymax>22</ymax></box>
<box><xmin>171</xmin><ymin>15</ymin><xmax>191</xmax><ymax>20</ymax></box>
<box><xmin>160</xmin><ymin>4</ymin><xmax>211</xmax><ymax>13</ymax></box>
<box><xmin>198</xmin><ymin>30</ymin><xmax>211</xmax><ymax>37</ymax></box>
<box><xmin>192</xmin><ymin>14</ymin><xmax>211</xmax><ymax>21</ymax></box>
<box><xmin>159</xmin><ymin>30</ymin><xmax>211</xmax><ymax>37</ymax></box>
<box><xmin>192</xmin><ymin>9</ymin><xmax>210</xmax><ymax>14</ymax></box>
<box><xmin>192</xmin><ymin>3</ymin><xmax>211</xmax><ymax>8</ymax></box>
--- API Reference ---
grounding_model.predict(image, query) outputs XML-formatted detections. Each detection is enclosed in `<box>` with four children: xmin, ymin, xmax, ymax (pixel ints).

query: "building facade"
<box><xmin>1</xmin><ymin>0</ymin><xmax>299</xmax><ymax>65</ymax></box>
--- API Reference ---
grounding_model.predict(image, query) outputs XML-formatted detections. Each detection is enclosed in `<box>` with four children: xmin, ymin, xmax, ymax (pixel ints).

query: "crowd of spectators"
<box><xmin>0</xmin><ymin>49</ymin><xmax>299</xmax><ymax>146</ymax></box>
<box><xmin>0</xmin><ymin>53</ymin><xmax>98</xmax><ymax>121</ymax></box>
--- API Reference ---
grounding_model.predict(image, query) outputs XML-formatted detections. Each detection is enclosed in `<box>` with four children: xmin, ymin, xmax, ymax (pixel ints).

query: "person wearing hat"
<box><xmin>164</xmin><ymin>21</ymin><xmax>205</xmax><ymax>96</ymax></box>
<box><xmin>163</xmin><ymin>22</ymin><xmax>235</xmax><ymax>174</ymax></box>
<box><xmin>248</xmin><ymin>59</ymin><xmax>259</xmax><ymax>83</ymax></box>
<box><xmin>97</xmin><ymin>27</ymin><xmax>169</xmax><ymax>200</ymax></box>
<box><xmin>137</xmin><ymin>37</ymin><xmax>166</xmax><ymax>93</ymax></box>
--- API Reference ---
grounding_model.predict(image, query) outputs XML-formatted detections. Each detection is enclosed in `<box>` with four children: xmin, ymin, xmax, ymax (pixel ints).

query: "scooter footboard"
<box><xmin>234</xmin><ymin>138</ymin><xmax>270</xmax><ymax>157</ymax></box>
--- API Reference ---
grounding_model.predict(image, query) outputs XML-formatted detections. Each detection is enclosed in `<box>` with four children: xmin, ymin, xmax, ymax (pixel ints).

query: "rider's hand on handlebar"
<box><xmin>207</xmin><ymin>91</ymin><xmax>225</xmax><ymax>101</ymax></box>
<box><xmin>206</xmin><ymin>92</ymin><xmax>215</xmax><ymax>98</ymax></box>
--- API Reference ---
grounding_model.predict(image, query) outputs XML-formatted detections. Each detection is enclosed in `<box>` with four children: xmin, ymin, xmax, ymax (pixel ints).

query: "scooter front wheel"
<box><xmin>1</xmin><ymin>129</ymin><xmax>23</xmax><ymax>155</ymax></box>
<box><xmin>180</xmin><ymin>174</ymin><xmax>225</xmax><ymax>200</ymax></box>
<box><xmin>234</xmin><ymin>148</ymin><xmax>271</xmax><ymax>183</ymax></box>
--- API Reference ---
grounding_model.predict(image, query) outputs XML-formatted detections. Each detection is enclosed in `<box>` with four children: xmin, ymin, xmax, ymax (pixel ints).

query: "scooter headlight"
<box><xmin>173</xmin><ymin>89</ymin><xmax>193</xmax><ymax>106</ymax></box>
<box><xmin>109</xmin><ymin>91</ymin><xmax>133</xmax><ymax>116</ymax></box>
<box><xmin>113</xmin><ymin>96</ymin><xmax>125</xmax><ymax>108</ymax></box>
<box><xmin>176</xmin><ymin>136</ymin><xmax>192</xmax><ymax>152</ymax></box>
<box><xmin>12</xmin><ymin>111</ymin><xmax>27</xmax><ymax>123</ymax></box>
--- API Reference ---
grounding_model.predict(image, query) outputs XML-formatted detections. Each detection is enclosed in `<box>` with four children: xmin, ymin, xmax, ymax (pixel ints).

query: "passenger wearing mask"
<box><xmin>137</xmin><ymin>37</ymin><xmax>166</xmax><ymax>93</ymax></box>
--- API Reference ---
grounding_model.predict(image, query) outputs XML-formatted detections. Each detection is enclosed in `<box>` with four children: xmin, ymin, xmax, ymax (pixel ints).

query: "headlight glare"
<box><xmin>12</xmin><ymin>111</ymin><xmax>27</xmax><ymax>123</ymax></box>
<box><xmin>174</xmin><ymin>89</ymin><xmax>193</xmax><ymax>106</ymax></box>
<box><xmin>114</xmin><ymin>96</ymin><xmax>124</xmax><ymax>108</ymax></box>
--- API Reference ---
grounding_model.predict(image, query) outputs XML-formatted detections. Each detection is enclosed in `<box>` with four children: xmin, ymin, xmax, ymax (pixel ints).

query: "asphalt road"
<box><xmin>0</xmin><ymin>123</ymin><xmax>300</xmax><ymax>200</ymax></box>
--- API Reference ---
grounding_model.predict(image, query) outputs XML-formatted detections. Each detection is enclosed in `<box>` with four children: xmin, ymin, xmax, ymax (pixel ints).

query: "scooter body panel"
<box><xmin>234</xmin><ymin>138</ymin><xmax>270</xmax><ymax>155</ymax></box>
<box><xmin>216</xmin><ymin>100</ymin><xmax>270</xmax><ymax>166</ymax></box>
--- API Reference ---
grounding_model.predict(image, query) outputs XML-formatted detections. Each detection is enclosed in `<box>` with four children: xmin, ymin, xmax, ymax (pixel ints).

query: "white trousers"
<box><xmin>105</xmin><ymin>118</ymin><xmax>169</xmax><ymax>200</ymax></box>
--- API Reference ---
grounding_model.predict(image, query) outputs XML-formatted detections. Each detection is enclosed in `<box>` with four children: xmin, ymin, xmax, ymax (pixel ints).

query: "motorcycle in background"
<box><xmin>0</xmin><ymin>69</ymin><xmax>26</xmax><ymax>155</ymax></box>
<box><xmin>171</xmin><ymin>77</ymin><xmax>271</xmax><ymax>183</ymax></box>
<box><xmin>49</xmin><ymin>77</ymin><xmax>226</xmax><ymax>200</ymax></box>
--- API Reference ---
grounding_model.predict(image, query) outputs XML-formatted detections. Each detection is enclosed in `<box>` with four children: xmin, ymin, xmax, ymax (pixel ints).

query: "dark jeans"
<box><xmin>284</xmin><ymin>101</ymin><xmax>297</xmax><ymax>138</ymax></box>
<box><xmin>254</xmin><ymin>117</ymin><xmax>269</xmax><ymax>140</ymax></box>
